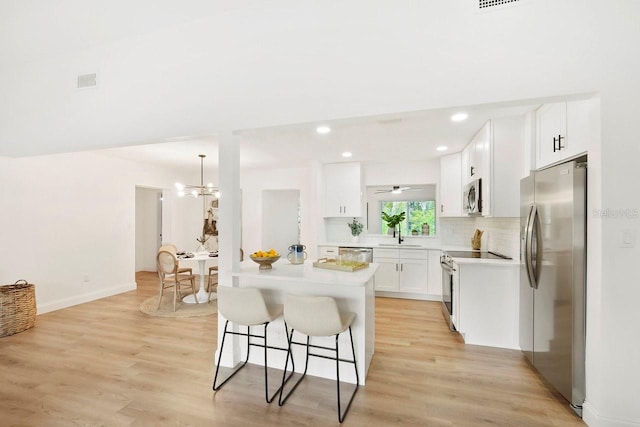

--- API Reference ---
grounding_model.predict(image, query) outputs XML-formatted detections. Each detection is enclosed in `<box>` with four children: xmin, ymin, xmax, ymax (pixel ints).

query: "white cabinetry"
<box><xmin>461</xmin><ymin>144</ymin><xmax>472</xmax><ymax>185</ymax></box>
<box><xmin>452</xmin><ymin>261</ymin><xmax>460</xmax><ymax>331</ymax></box>
<box><xmin>489</xmin><ymin>116</ymin><xmax>524</xmax><ymax>217</ymax></box>
<box><xmin>439</xmin><ymin>153</ymin><xmax>463</xmax><ymax>217</ymax></box>
<box><xmin>398</xmin><ymin>257</ymin><xmax>429</xmax><ymax>293</ymax></box>
<box><xmin>458</xmin><ymin>118</ymin><xmax>523</xmax><ymax>217</ymax></box>
<box><xmin>373</xmin><ymin>248</ymin><xmax>433</xmax><ymax>298</ymax></box>
<box><xmin>324</xmin><ymin>162</ymin><xmax>362</xmax><ymax>217</ymax></box>
<box><xmin>535</xmin><ymin>98</ymin><xmax>598</xmax><ymax>169</ymax></box>
<box><xmin>318</xmin><ymin>245</ymin><xmax>338</xmax><ymax>259</ymax></box>
<box><xmin>455</xmin><ymin>262</ymin><xmax>519</xmax><ymax>349</ymax></box>
<box><xmin>461</xmin><ymin>122</ymin><xmax>491</xmax><ymax>186</ymax></box>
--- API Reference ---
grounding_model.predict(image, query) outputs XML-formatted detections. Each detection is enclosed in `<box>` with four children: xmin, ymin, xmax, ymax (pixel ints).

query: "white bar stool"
<box><xmin>213</xmin><ymin>287</ymin><xmax>294</xmax><ymax>403</ymax></box>
<box><xmin>278</xmin><ymin>294</ymin><xmax>359</xmax><ymax>423</ymax></box>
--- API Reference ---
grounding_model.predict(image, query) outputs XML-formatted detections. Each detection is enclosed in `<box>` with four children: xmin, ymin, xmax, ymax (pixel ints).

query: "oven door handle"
<box><xmin>440</xmin><ymin>262</ymin><xmax>456</xmax><ymax>273</ymax></box>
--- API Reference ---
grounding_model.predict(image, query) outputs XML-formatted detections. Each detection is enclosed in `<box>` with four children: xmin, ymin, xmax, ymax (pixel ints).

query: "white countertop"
<box><xmin>320</xmin><ymin>241</ymin><xmax>441</xmax><ymax>250</ymax></box>
<box><xmin>232</xmin><ymin>259</ymin><xmax>379</xmax><ymax>286</ymax></box>
<box><xmin>451</xmin><ymin>256</ymin><xmax>519</xmax><ymax>266</ymax></box>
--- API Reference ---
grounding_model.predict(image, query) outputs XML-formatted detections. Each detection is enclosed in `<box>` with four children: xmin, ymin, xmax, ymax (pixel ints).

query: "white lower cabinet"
<box><xmin>455</xmin><ymin>262</ymin><xmax>519</xmax><ymax>349</ymax></box>
<box><xmin>373</xmin><ymin>259</ymin><xmax>400</xmax><ymax>292</ymax></box>
<box><xmin>398</xmin><ymin>259</ymin><xmax>429</xmax><ymax>293</ymax></box>
<box><xmin>373</xmin><ymin>248</ymin><xmax>440</xmax><ymax>299</ymax></box>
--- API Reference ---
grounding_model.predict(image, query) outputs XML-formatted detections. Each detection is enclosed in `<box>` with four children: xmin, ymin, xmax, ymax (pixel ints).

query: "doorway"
<box><xmin>135</xmin><ymin>187</ymin><xmax>163</xmax><ymax>272</ymax></box>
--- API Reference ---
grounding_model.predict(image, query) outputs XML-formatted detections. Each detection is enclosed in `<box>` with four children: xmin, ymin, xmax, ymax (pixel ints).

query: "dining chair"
<box><xmin>156</xmin><ymin>250</ymin><xmax>198</xmax><ymax>311</ymax></box>
<box><xmin>159</xmin><ymin>244</ymin><xmax>193</xmax><ymax>276</ymax></box>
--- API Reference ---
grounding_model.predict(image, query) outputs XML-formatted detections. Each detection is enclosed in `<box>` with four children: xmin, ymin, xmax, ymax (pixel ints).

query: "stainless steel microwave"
<box><xmin>463</xmin><ymin>178</ymin><xmax>482</xmax><ymax>216</ymax></box>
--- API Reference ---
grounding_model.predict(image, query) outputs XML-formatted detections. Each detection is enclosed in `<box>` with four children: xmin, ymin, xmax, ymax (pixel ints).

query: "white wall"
<box><xmin>261</xmin><ymin>189</ymin><xmax>300</xmax><ymax>257</ymax></box>
<box><xmin>0</xmin><ymin>152</ymin><xmax>201</xmax><ymax>313</ymax></box>
<box><xmin>241</xmin><ymin>167</ymin><xmax>315</xmax><ymax>259</ymax></box>
<box><xmin>363</xmin><ymin>160</ymin><xmax>440</xmax><ymax>186</ymax></box>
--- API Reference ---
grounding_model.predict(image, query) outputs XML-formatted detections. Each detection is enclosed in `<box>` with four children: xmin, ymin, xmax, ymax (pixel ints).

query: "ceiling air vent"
<box><xmin>478</xmin><ymin>0</ymin><xmax>521</xmax><ymax>11</ymax></box>
<box><xmin>77</xmin><ymin>73</ymin><xmax>97</xmax><ymax>89</ymax></box>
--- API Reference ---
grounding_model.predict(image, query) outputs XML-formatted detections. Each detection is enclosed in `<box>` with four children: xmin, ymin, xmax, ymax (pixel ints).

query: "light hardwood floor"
<box><xmin>0</xmin><ymin>272</ymin><xmax>585</xmax><ymax>426</ymax></box>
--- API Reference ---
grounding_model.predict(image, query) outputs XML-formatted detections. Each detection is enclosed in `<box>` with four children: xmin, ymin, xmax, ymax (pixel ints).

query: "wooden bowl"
<box><xmin>249</xmin><ymin>255</ymin><xmax>280</xmax><ymax>270</ymax></box>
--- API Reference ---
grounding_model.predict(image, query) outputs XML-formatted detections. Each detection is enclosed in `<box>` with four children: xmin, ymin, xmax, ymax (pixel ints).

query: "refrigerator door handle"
<box><xmin>530</xmin><ymin>206</ymin><xmax>542</xmax><ymax>289</ymax></box>
<box><xmin>523</xmin><ymin>205</ymin><xmax>533</xmax><ymax>288</ymax></box>
<box><xmin>525</xmin><ymin>205</ymin><xmax>537</xmax><ymax>289</ymax></box>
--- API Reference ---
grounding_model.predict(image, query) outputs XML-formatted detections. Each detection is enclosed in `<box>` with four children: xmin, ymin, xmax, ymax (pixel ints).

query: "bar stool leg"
<box><xmin>337</xmin><ymin>326</ymin><xmax>359</xmax><ymax>423</ymax></box>
<box><xmin>279</xmin><ymin>332</ymin><xmax>311</xmax><ymax>406</ymax></box>
<box><xmin>212</xmin><ymin>321</ymin><xmax>251</xmax><ymax>391</ymax></box>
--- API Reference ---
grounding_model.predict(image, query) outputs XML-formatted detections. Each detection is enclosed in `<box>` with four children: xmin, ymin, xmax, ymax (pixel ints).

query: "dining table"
<box><xmin>178</xmin><ymin>252</ymin><xmax>218</xmax><ymax>303</ymax></box>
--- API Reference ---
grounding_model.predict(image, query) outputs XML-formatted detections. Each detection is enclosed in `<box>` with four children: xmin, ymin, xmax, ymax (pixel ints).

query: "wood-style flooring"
<box><xmin>0</xmin><ymin>272</ymin><xmax>585</xmax><ymax>426</ymax></box>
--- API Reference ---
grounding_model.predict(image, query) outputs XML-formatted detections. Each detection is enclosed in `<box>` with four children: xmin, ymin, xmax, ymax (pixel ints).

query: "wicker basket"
<box><xmin>0</xmin><ymin>280</ymin><xmax>37</xmax><ymax>338</ymax></box>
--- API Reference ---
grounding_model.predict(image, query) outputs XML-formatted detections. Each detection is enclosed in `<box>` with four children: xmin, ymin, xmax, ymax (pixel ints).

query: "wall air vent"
<box><xmin>478</xmin><ymin>0</ymin><xmax>521</xmax><ymax>11</ymax></box>
<box><xmin>77</xmin><ymin>73</ymin><xmax>97</xmax><ymax>89</ymax></box>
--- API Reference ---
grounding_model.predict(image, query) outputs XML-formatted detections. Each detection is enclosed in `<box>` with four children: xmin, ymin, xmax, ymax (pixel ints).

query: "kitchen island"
<box><xmin>223</xmin><ymin>259</ymin><xmax>378</xmax><ymax>384</ymax></box>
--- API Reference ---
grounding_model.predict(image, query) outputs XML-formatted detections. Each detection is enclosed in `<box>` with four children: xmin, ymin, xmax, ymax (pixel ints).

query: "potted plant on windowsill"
<box><xmin>347</xmin><ymin>218</ymin><xmax>364</xmax><ymax>243</ymax></box>
<box><xmin>381</xmin><ymin>212</ymin><xmax>406</xmax><ymax>238</ymax></box>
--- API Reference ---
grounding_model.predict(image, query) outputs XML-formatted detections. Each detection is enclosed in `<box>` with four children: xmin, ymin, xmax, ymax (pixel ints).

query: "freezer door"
<box><xmin>533</xmin><ymin>161</ymin><xmax>586</xmax><ymax>407</ymax></box>
<box><xmin>519</xmin><ymin>175</ymin><xmax>535</xmax><ymax>362</ymax></box>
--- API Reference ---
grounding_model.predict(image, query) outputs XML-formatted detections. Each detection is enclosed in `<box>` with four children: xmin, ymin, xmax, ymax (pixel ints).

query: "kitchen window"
<box><xmin>380</xmin><ymin>200</ymin><xmax>436</xmax><ymax>236</ymax></box>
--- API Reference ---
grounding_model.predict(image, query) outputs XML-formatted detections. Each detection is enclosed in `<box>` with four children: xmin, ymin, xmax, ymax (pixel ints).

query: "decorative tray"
<box><xmin>312</xmin><ymin>258</ymin><xmax>369</xmax><ymax>272</ymax></box>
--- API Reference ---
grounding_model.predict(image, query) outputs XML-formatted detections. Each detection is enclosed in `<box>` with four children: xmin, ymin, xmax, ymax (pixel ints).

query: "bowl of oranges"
<box><xmin>249</xmin><ymin>249</ymin><xmax>280</xmax><ymax>270</ymax></box>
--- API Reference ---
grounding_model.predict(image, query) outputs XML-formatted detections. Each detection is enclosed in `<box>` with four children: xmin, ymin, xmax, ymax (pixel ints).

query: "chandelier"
<box><xmin>175</xmin><ymin>154</ymin><xmax>219</xmax><ymax>250</ymax></box>
<box><xmin>175</xmin><ymin>154</ymin><xmax>219</xmax><ymax>199</ymax></box>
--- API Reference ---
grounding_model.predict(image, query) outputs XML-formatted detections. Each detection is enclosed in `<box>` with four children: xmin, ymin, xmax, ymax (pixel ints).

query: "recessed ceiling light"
<box><xmin>436</xmin><ymin>146</ymin><xmax>448</xmax><ymax>152</ymax></box>
<box><xmin>316</xmin><ymin>126</ymin><xmax>331</xmax><ymax>134</ymax></box>
<box><xmin>342</xmin><ymin>151</ymin><xmax>353</xmax><ymax>158</ymax></box>
<box><xmin>451</xmin><ymin>112</ymin><xmax>468</xmax><ymax>122</ymax></box>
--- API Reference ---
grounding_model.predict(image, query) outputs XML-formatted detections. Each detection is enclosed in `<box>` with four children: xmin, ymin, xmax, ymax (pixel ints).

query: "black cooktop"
<box><xmin>445</xmin><ymin>251</ymin><xmax>512</xmax><ymax>260</ymax></box>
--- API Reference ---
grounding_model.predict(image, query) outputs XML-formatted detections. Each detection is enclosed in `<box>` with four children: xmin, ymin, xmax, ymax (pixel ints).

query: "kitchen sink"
<box><xmin>378</xmin><ymin>244</ymin><xmax>422</xmax><ymax>248</ymax></box>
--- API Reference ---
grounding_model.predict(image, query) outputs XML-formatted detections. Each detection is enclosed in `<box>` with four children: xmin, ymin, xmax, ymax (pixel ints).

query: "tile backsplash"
<box><xmin>440</xmin><ymin>217</ymin><xmax>520</xmax><ymax>259</ymax></box>
<box><xmin>325</xmin><ymin>216</ymin><xmax>520</xmax><ymax>259</ymax></box>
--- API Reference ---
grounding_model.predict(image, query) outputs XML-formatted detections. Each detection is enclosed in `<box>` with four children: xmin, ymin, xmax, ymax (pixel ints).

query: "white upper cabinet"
<box><xmin>461</xmin><ymin>143</ymin><xmax>472</xmax><ymax>185</ymax></box>
<box><xmin>472</xmin><ymin>122</ymin><xmax>491</xmax><ymax>182</ymax></box>
<box><xmin>461</xmin><ymin>122</ymin><xmax>491</xmax><ymax>185</ymax></box>
<box><xmin>535</xmin><ymin>98</ymin><xmax>599</xmax><ymax>169</ymax></box>
<box><xmin>439</xmin><ymin>152</ymin><xmax>463</xmax><ymax>217</ymax></box>
<box><xmin>324</xmin><ymin>162</ymin><xmax>362</xmax><ymax>217</ymax></box>
<box><xmin>459</xmin><ymin>118</ymin><xmax>523</xmax><ymax>217</ymax></box>
<box><xmin>490</xmin><ymin>116</ymin><xmax>524</xmax><ymax>217</ymax></box>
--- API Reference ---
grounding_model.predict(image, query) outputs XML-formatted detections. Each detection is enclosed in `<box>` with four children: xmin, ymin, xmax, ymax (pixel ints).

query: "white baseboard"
<box><xmin>375</xmin><ymin>291</ymin><xmax>441</xmax><ymax>301</ymax></box>
<box><xmin>37</xmin><ymin>282</ymin><xmax>137</xmax><ymax>314</ymax></box>
<box><xmin>583</xmin><ymin>401</ymin><xmax>640</xmax><ymax>427</ymax></box>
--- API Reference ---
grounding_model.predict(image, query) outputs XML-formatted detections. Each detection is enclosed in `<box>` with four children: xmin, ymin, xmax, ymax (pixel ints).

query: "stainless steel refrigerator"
<box><xmin>520</xmin><ymin>158</ymin><xmax>586</xmax><ymax>416</ymax></box>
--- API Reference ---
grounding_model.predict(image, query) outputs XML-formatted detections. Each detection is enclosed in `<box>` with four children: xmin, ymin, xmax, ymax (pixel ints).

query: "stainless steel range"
<box><xmin>440</xmin><ymin>251</ymin><xmax>512</xmax><ymax>331</ymax></box>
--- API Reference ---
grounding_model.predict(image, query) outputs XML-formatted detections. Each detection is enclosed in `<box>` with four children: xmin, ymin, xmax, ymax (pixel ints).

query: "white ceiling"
<box><xmin>99</xmin><ymin>101</ymin><xmax>540</xmax><ymax>170</ymax></box>
<box><xmin>0</xmin><ymin>1</ymin><xmax>618</xmax><ymax>168</ymax></box>
<box><xmin>0</xmin><ymin>0</ymin><xmax>262</xmax><ymax>66</ymax></box>
<box><xmin>2</xmin><ymin>1</ymin><xmax>590</xmax><ymax>159</ymax></box>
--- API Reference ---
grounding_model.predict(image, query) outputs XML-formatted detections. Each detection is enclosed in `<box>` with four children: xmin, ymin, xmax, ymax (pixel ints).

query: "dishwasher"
<box><xmin>338</xmin><ymin>246</ymin><xmax>373</xmax><ymax>263</ymax></box>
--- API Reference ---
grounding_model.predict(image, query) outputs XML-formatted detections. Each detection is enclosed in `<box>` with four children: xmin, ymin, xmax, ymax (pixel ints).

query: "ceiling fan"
<box><xmin>375</xmin><ymin>185</ymin><xmax>421</xmax><ymax>195</ymax></box>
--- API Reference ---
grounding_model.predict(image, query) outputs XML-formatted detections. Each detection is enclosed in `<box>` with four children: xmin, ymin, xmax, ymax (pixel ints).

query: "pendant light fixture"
<box><xmin>175</xmin><ymin>154</ymin><xmax>219</xmax><ymax>251</ymax></box>
<box><xmin>175</xmin><ymin>154</ymin><xmax>219</xmax><ymax>199</ymax></box>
